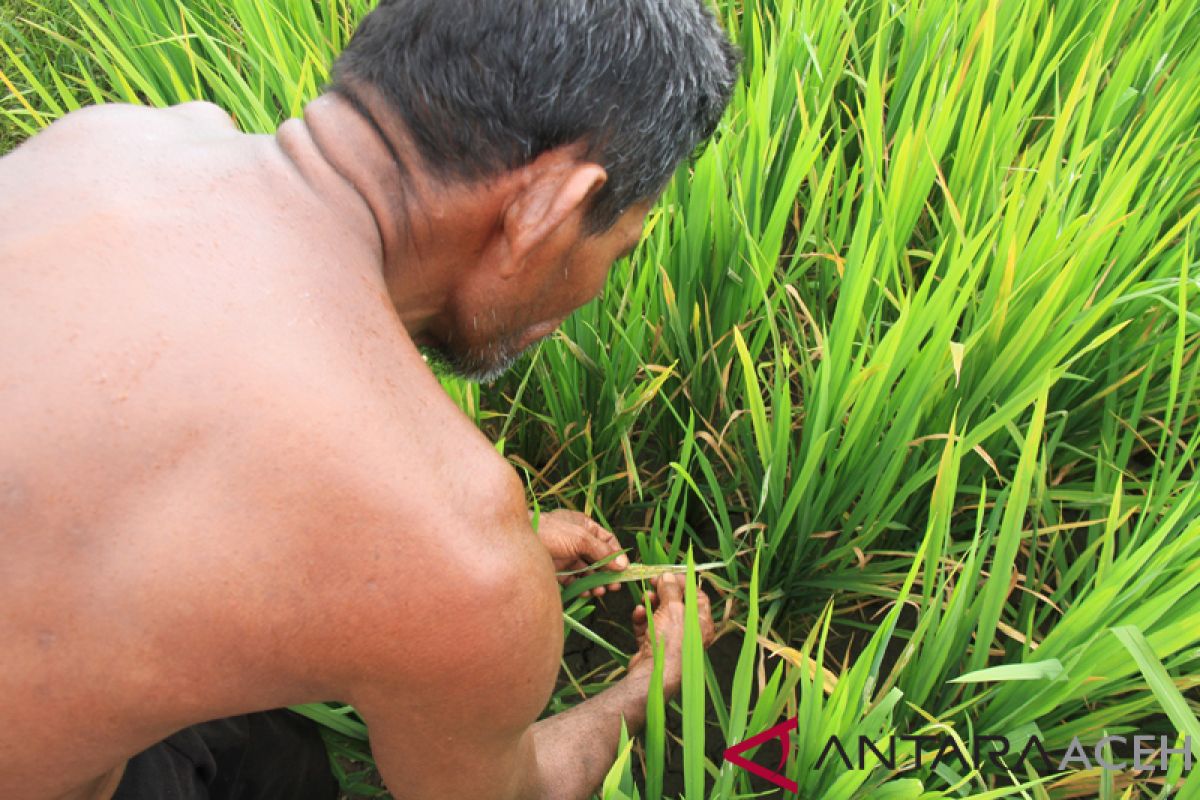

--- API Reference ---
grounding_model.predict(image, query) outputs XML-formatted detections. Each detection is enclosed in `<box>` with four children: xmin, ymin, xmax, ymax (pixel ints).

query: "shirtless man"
<box><xmin>0</xmin><ymin>1</ymin><xmax>739</xmax><ymax>798</ymax></box>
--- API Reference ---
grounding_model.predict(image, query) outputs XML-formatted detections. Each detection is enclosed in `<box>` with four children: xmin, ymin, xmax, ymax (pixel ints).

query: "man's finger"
<box><xmin>583</xmin><ymin>519</ymin><xmax>629</xmax><ymax>569</ymax></box>
<box><xmin>655</xmin><ymin>574</ymin><xmax>684</xmax><ymax>605</ymax></box>
<box><xmin>585</xmin><ymin>518</ymin><xmax>620</xmax><ymax>546</ymax></box>
<box><xmin>579</xmin><ymin>534</ymin><xmax>628</xmax><ymax>571</ymax></box>
<box><xmin>607</xmin><ymin>550</ymin><xmax>630</xmax><ymax>570</ymax></box>
<box><xmin>632</xmin><ymin>605</ymin><xmax>648</xmax><ymax>638</ymax></box>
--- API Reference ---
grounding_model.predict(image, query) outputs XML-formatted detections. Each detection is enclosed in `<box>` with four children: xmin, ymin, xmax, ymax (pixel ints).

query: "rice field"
<box><xmin>3</xmin><ymin>0</ymin><xmax>1199</xmax><ymax>797</ymax></box>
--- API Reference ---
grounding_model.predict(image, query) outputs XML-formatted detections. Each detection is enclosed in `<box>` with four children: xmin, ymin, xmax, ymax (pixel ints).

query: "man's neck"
<box><xmin>279</xmin><ymin>89</ymin><xmax>467</xmax><ymax>345</ymax></box>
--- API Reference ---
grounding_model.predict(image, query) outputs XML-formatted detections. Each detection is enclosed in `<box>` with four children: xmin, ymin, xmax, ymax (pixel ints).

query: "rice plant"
<box><xmin>4</xmin><ymin>0</ymin><xmax>1198</xmax><ymax>797</ymax></box>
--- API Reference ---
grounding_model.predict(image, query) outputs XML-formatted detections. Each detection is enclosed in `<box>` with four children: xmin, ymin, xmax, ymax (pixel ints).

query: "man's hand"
<box><xmin>627</xmin><ymin>573</ymin><xmax>716</xmax><ymax>693</ymax></box>
<box><xmin>534</xmin><ymin>509</ymin><xmax>629</xmax><ymax>597</ymax></box>
<box><xmin>522</xmin><ymin>573</ymin><xmax>717</xmax><ymax>800</ymax></box>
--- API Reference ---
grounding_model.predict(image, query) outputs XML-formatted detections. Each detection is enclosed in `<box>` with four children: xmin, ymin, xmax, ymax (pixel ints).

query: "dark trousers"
<box><xmin>112</xmin><ymin>710</ymin><xmax>339</xmax><ymax>800</ymax></box>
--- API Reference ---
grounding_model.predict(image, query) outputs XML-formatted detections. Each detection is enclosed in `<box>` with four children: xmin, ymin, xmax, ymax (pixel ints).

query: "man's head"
<box><xmin>332</xmin><ymin>0</ymin><xmax>739</xmax><ymax>381</ymax></box>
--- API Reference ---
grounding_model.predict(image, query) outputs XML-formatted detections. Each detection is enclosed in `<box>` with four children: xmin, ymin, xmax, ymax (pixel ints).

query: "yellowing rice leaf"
<box><xmin>950</xmin><ymin>340</ymin><xmax>964</xmax><ymax>387</ymax></box>
<box><xmin>560</xmin><ymin>559</ymin><xmax>726</xmax><ymax>602</ymax></box>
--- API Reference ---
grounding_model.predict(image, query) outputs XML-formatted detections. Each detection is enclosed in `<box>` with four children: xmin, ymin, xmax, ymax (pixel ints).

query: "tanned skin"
<box><xmin>0</xmin><ymin>94</ymin><xmax>715</xmax><ymax>800</ymax></box>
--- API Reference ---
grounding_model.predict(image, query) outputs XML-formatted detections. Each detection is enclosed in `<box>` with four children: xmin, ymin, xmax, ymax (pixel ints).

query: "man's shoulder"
<box><xmin>252</xmin><ymin>348</ymin><xmax>533</xmax><ymax>562</ymax></box>
<box><xmin>269</xmin><ymin>366</ymin><xmax>555</xmax><ymax>673</ymax></box>
<box><xmin>44</xmin><ymin>100</ymin><xmax>236</xmax><ymax>138</ymax></box>
<box><xmin>0</xmin><ymin>101</ymin><xmax>272</xmax><ymax>232</ymax></box>
<box><xmin>7</xmin><ymin>102</ymin><xmax>237</xmax><ymax>166</ymax></box>
<box><xmin>214</xmin><ymin>351</ymin><xmax>551</xmax><ymax>666</ymax></box>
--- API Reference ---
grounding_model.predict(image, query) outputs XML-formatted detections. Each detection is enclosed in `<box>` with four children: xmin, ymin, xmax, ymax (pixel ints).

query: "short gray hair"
<box><xmin>333</xmin><ymin>0</ymin><xmax>741</xmax><ymax>231</ymax></box>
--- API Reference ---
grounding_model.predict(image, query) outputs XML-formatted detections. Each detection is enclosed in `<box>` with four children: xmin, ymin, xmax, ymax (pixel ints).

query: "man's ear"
<box><xmin>499</xmin><ymin>159</ymin><xmax>607</xmax><ymax>278</ymax></box>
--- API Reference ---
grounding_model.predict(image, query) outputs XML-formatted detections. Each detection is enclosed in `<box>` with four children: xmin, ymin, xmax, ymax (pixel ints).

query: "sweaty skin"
<box><xmin>0</xmin><ymin>99</ymin><xmax>713</xmax><ymax>800</ymax></box>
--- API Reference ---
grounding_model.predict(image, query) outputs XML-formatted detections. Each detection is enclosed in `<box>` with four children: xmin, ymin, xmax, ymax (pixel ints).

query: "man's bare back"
<box><xmin>0</xmin><ymin>101</ymin><xmax>543</xmax><ymax>798</ymax></box>
<box><xmin>1</xmin><ymin>3</ymin><xmax>738</xmax><ymax>797</ymax></box>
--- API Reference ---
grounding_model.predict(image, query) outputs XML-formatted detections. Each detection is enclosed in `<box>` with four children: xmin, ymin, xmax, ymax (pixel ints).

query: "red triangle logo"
<box><xmin>723</xmin><ymin>716</ymin><xmax>799</xmax><ymax>793</ymax></box>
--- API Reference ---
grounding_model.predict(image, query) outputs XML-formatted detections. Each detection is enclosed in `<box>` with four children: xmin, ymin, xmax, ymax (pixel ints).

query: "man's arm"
<box><xmin>530</xmin><ymin>573</ymin><xmax>710</xmax><ymax>799</ymax></box>
<box><xmin>347</xmin><ymin>506</ymin><xmax>712</xmax><ymax>800</ymax></box>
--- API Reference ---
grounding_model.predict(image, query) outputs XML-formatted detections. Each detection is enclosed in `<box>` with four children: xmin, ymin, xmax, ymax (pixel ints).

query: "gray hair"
<box><xmin>333</xmin><ymin>0</ymin><xmax>741</xmax><ymax>231</ymax></box>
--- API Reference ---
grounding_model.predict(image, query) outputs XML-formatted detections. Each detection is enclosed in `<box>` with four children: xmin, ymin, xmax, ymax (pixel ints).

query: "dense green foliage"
<box><xmin>4</xmin><ymin>0</ymin><xmax>1199</xmax><ymax>797</ymax></box>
